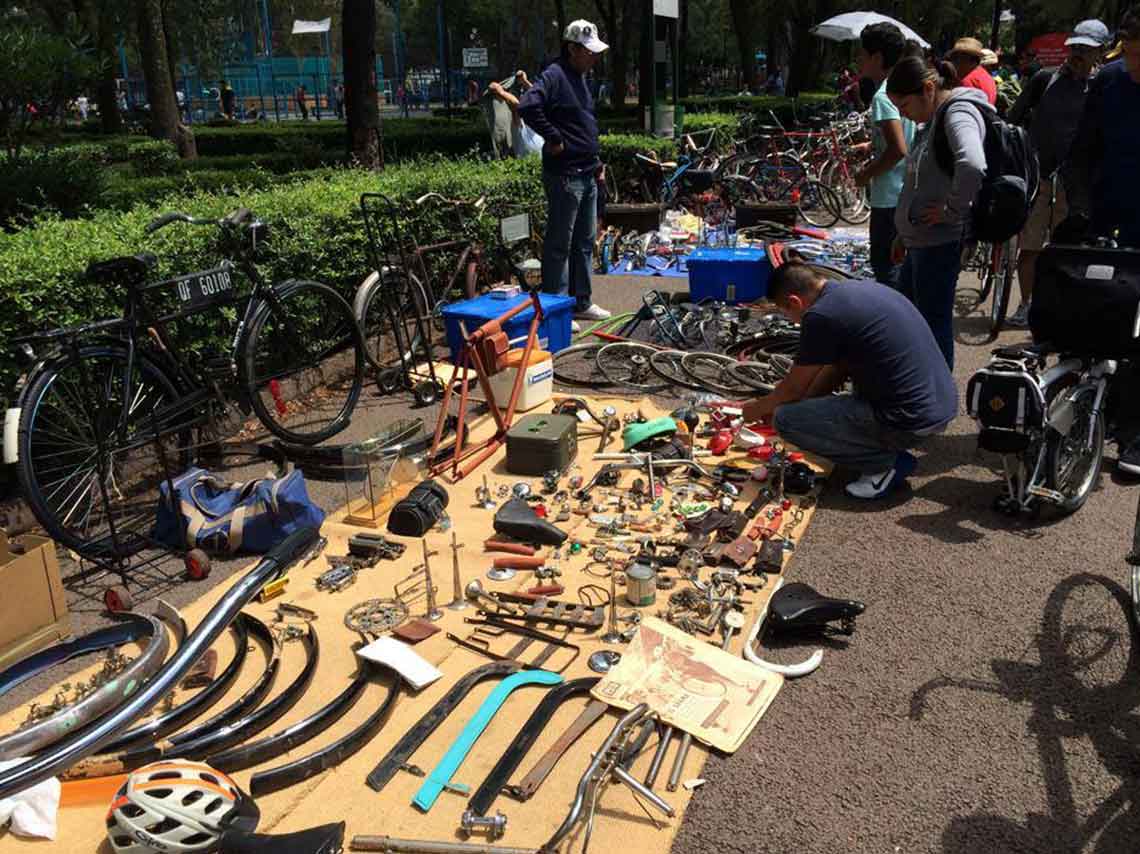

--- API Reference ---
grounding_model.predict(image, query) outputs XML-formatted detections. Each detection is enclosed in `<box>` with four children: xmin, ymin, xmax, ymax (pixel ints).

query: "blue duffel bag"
<box><xmin>153</xmin><ymin>467</ymin><xmax>325</xmax><ymax>555</ymax></box>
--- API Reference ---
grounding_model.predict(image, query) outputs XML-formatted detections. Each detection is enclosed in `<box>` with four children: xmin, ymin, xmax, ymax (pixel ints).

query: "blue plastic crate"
<box><xmin>440</xmin><ymin>292</ymin><xmax>575</xmax><ymax>364</ymax></box>
<box><xmin>687</xmin><ymin>247</ymin><xmax>771</xmax><ymax>303</ymax></box>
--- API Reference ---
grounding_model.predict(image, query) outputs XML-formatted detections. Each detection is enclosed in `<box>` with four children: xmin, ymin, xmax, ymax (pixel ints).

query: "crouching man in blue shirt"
<box><xmin>519</xmin><ymin>20</ymin><xmax>612</xmax><ymax>325</ymax></box>
<box><xmin>742</xmin><ymin>262</ymin><xmax>958</xmax><ymax>500</ymax></box>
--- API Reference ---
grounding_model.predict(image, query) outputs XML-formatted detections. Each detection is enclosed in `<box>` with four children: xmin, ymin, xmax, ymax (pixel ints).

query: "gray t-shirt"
<box><xmin>795</xmin><ymin>281</ymin><xmax>958</xmax><ymax>433</ymax></box>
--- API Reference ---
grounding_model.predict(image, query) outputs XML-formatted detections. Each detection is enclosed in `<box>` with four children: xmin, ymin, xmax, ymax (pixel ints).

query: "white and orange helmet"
<box><xmin>105</xmin><ymin>759</ymin><xmax>259</xmax><ymax>854</ymax></box>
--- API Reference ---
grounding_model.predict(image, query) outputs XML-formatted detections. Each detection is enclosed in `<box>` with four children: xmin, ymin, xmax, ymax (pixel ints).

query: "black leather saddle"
<box><xmin>494</xmin><ymin>498</ymin><xmax>567</xmax><ymax>546</ymax></box>
<box><xmin>86</xmin><ymin>253</ymin><xmax>157</xmax><ymax>285</ymax></box>
<box><xmin>767</xmin><ymin>582</ymin><xmax>864</xmax><ymax>636</ymax></box>
<box><xmin>220</xmin><ymin>822</ymin><xmax>345</xmax><ymax>854</ymax></box>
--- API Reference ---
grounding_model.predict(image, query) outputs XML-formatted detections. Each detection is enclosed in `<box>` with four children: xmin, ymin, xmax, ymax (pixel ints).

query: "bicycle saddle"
<box><xmin>992</xmin><ymin>345</ymin><xmax>1048</xmax><ymax>363</ymax></box>
<box><xmin>86</xmin><ymin>253</ymin><xmax>157</xmax><ymax>284</ymax></box>
<box><xmin>494</xmin><ymin>498</ymin><xmax>568</xmax><ymax>546</ymax></box>
<box><xmin>766</xmin><ymin>582</ymin><xmax>864</xmax><ymax>636</ymax></box>
<box><xmin>220</xmin><ymin>822</ymin><xmax>345</xmax><ymax>854</ymax></box>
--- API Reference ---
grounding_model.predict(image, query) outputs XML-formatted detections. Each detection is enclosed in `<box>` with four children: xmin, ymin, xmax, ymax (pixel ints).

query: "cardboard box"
<box><xmin>0</xmin><ymin>532</ymin><xmax>70</xmax><ymax>670</ymax></box>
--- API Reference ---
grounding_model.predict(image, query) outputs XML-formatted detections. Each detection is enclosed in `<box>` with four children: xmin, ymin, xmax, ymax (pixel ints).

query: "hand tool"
<box><xmin>448</xmin><ymin>533</ymin><xmax>467</xmax><ymax>611</ymax></box>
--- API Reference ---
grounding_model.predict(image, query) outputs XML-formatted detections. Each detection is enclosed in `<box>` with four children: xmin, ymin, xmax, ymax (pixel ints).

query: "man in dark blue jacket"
<box><xmin>519</xmin><ymin>19</ymin><xmax>612</xmax><ymax>324</ymax></box>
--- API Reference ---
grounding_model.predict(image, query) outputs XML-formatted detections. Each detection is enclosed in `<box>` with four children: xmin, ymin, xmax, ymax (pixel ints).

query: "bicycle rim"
<box><xmin>1046</xmin><ymin>387</ymin><xmax>1105</xmax><ymax>513</ymax></box>
<box><xmin>791</xmin><ymin>181</ymin><xmax>841</xmax><ymax>229</ymax></box>
<box><xmin>552</xmin><ymin>344</ymin><xmax>611</xmax><ymax>388</ymax></box>
<box><xmin>596</xmin><ymin>342</ymin><xmax>671</xmax><ymax>392</ymax></box>
<box><xmin>17</xmin><ymin>346</ymin><xmax>191</xmax><ymax>559</ymax></box>
<box><xmin>244</xmin><ymin>281</ymin><xmax>364</xmax><ymax>445</ymax></box>
<box><xmin>648</xmin><ymin>350</ymin><xmax>705</xmax><ymax>391</ymax></box>
<box><xmin>679</xmin><ymin>352</ymin><xmax>754</xmax><ymax>397</ymax></box>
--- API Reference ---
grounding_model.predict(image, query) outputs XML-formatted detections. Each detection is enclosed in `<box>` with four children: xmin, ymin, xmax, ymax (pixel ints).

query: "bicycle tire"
<box><xmin>819</xmin><ymin>161</ymin><xmax>871</xmax><ymax>225</ymax></box>
<box><xmin>1045</xmin><ymin>384</ymin><xmax>1105</xmax><ymax>515</ymax></box>
<box><xmin>679</xmin><ymin>352</ymin><xmax>754</xmax><ymax>397</ymax></box>
<box><xmin>243</xmin><ymin>281</ymin><xmax>364</xmax><ymax>445</ymax></box>
<box><xmin>648</xmin><ymin>350</ymin><xmax>706</xmax><ymax>391</ymax></box>
<box><xmin>785</xmin><ymin>180</ymin><xmax>841</xmax><ymax>229</ymax></box>
<box><xmin>596</xmin><ymin>342</ymin><xmax>671</xmax><ymax>392</ymax></box>
<box><xmin>552</xmin><ymin>344</ymin><xmax>611</xmax><ymax>388</ymax></box>
<box><xmin>354</xmin><ymin>268</ymin><xmax>432</xmax><ymax>388</ymax></box>
<box><xmin>726</xmin><ymin>361</ymin><xmax>779</xmax><ymax>393</ymax></box>
<box><xmin>16</xmin><ymin>344</ymin><xmax>192</xmax><ymax>559</ymax></box>
<box><xmin>988</xmin><ymin>241</ymin><xmax>1014</xmax><ymax>341</ymax></box>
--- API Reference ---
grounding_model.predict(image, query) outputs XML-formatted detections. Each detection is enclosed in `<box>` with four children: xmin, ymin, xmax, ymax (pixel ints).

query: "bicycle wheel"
<box><xmin>16</xmin><ymin>345</ymin><xmax>193</xmax><ymax>558</ymax></box>
<box><xmin>987</xmin><ymin>241</ymin><xmax>1015</xmax><ymax>341</ymax></box>
<box><xmin>819</xmin><ymin>161</ymin><xmax>871</xmax><ymax>225</ymax></box>
<box><xmin>553</xmin><ymin>344</ymin><xmax>611</xmax><ymax>388</ymax></box>
<box><xmin>355</xmin><ymin>268</ymin><xmax>432</xmax><ymax>391</ymax></box>
<box><xmin>785</xmin><ymin>180</ymin><xmax>842</xmax><ymax>229</ymax></box>
<box><xmin>1045</xmin><ymin>384</ymin><xmax>1105</xmax><ymax>514</ymax></box>
<box><xmin>679</xmin><ymin>352</ymin><xmax>754</xmax><ymax>397</ymax></box>
<box><xmin>648</xmin><ymin>349</ymin><xmax>706</xmax><ymax>391</ymax></box>
<box><xmin>596</xmin><ymin>342</ymin><xmax>671</xmax><ymax>392</ymax></box>
<box><xmin>243</xmin><ymin>280</ymin><xmax>364</xmax><ymax>445</ymax></box>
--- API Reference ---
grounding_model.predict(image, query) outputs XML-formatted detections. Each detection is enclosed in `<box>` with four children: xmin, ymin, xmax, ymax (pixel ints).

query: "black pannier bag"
<box><xmin>1029</xmin><ymin>244</ymin><xmax>1140</xmax><ymax>354</ymax></box>
<box><xmin>966</xmin><ymin>353</ymin><xmax>1047</xmax><ymax>454</ymax></box>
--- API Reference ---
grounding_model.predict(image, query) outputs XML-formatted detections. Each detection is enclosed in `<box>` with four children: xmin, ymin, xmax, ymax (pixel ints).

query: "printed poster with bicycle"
<box><xmin>592</xmin><ymin>617</ymin><xmax>782</xmax><ymax>752</ymax></box>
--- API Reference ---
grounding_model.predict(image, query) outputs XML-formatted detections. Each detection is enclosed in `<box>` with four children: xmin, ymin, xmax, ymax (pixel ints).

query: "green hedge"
<box><xmin>0</xmin><ymin>157</ymin><xmax>547</xmax><ymax>403</ymax></box>
<box><xmin>679</xmin><ymin>92</ymin><xmax>838</xmax><ymax>119</ymax></box>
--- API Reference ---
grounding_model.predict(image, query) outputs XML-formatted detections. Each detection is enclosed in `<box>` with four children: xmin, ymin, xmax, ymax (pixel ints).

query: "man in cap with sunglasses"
<box><xmin>1005</xmin><ymin>18</ymin><xmax>1111</xmax><ymax>327</ymax></box>
<box><xmin>519</xmin><ymin>20</ymin><xmax>613</xmax><ymax>327</ymax></box>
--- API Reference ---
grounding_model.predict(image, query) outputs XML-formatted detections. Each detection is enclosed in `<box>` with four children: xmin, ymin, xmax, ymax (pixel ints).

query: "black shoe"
<box><xmin>1120</xmin><ymin>437</ymin><xmax>1140</xmax><ymax>477</ymax></box>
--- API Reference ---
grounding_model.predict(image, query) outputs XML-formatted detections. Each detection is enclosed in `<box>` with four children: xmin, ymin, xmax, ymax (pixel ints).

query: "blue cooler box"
<box><xmin>440</xmin><ymin>293</ymin><xmax>575</xmax><ymax>364</ymax></box>
<box><xmin>687</xmin><ymin>247</ymin><xmax>771</xmax><ymax>303</ymax></box>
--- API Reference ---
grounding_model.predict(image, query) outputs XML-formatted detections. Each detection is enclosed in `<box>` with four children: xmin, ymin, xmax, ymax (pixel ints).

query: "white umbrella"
<box><xmin>810</xmin><ymin>12</ymin><xmax>931</xmax><ymax>49</ymax></box>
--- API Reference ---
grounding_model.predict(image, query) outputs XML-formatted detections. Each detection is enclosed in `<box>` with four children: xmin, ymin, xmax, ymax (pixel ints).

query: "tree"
<box><xmin>729</xmin><ymin>0</ymin><xmax>757</xmax><ymax>90</ymax></box>
<box><xmin>72</xmin><ymin>0</ymin><xmax>125</xmax><ymax>133</ymax></box>
<box><xmin>344</xmin><ymin>0</ymin><xmax>382</xmax><ymax>169</ymax></box>
<box><xmin>0</xmin><ymin>20</ymin><xmax>101</xmax><ymax>158</ymax></box>
<box><xmin>594</xmin><ymin>0</ymin><xmax>639</xmax><ymax>111</ymax></box>
<box><xmin>137</xmin><ymin>0</ymin><xmax>196</xmax><ymax>157</ymax></box>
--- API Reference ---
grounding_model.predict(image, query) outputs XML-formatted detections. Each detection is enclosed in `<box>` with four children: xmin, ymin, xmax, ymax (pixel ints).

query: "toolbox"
<box><xmin>505</xmin><ymin>413</ymin><xmax>578</xmax><ymax>475</ymax></box>
<box><xmin>687</xmin><ymin>247</ymin><xmax>772</xmax><ymax>303</ymax></box>
<box><xmin>440</xmin><ymin>293</ymin><xmax>575</xmax><ymax>364</ymax></box>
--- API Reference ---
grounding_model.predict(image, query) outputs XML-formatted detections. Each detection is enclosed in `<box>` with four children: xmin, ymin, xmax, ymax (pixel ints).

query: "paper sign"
<box><xmin>591</xmin><ymin>616</ymin><xmax>782</xmax><ymax>752</ymax></box>
<box><xmin>356</xmin><ymin>636</ymin><xmax>443</xmax><ymax>690</ymax></box>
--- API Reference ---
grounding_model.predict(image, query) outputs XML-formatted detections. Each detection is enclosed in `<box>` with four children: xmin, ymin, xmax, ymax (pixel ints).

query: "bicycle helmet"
<box><xmin>106</xmin><ymin>759</ymin><xmax>260</xmax><ymax>854</ymax></box>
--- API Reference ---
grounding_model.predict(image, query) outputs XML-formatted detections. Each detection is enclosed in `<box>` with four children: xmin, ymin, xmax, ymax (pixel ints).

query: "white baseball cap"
<box><xmin>1066</xmin><ymin>19</ymin><xmax>1111</xmax><ymax>47</ymax></box>
<box><xmin>563</xmin><ymin>20</ymin><xmax>609</xmax><ymax>53</ymax></box>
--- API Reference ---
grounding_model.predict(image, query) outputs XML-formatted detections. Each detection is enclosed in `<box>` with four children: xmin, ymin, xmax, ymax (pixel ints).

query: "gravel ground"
<box><xmin>3</xmin><ymin>264</ymin><xmax>1138</xmax><ymax>854</ymax></box>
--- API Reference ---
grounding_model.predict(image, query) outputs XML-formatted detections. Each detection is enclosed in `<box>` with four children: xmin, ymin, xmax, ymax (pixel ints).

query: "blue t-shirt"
<box><xmin>795</xmin><ymin>281</ymin><xmax>958</xmax><ymax>433</ymax></box>
<box><xmin>869</xmin><ymin>81</ymin><xmax>915</xmax><ymax>210</ymax></box>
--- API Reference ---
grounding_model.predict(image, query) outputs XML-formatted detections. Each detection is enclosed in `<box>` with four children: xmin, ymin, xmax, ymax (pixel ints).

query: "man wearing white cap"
<box><xmin>519</xmin><ymin>20</ymin><xmax>613</xmax><ymax>325</ymax></box>
<box><xmin>1006</xmin><ymin>18</ymin><xmax>1110</xmax><ymax>327</ymax></box>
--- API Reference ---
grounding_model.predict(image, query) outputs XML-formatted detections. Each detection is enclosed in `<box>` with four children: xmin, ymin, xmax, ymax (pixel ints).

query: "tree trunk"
<box><xmin>73</xmin><ymin>0</ymin><xmax>124</xmax><ymax>133</ymax></box>
<box><xmin>552</xmin><ymin>0</ymin><xmax>567</xmax><ymax>29</ymax></box>
<box><xmin>137</xmin><ymin>0</ymin><xmax>196</xmax><ymax>157</ymax></box>
<box><xmin>609</xmin><ymin>47</ymin><xmax>627</xmax><ymax>111</ymax></box>
<box><xmin>677</xmin><ymin>0</ymin><xmax>688</xmax><ymax>99</ymax></box>
<box><xmin>729</xmin><ymin>0</ymin><xmax>756</xmax><ymax>92</ymax></box>
<box><xmin>343</xmin><ymin>0</ymin><xmax>382</xmax><ymax>170</ymax></box>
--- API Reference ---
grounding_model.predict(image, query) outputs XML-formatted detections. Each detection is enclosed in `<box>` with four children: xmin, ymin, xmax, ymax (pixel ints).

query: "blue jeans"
<box><xmin>869</xmin><ymin>206</ymin><xmax>900</xmax><ymax>288</ymax></box>
<box><xmin>542</xmin><ymin>171</ymin><xmax>596</xmax><ymax>311</ymax></box>
<box><xmin>773</xmin><ymin>395</ymin><xmax>927</xmax><ymax>474</ymax></box>
<box><xmin>898</xmin><ymin>240</ymin><xmax>961</xmax><ymax>370</ymax></box>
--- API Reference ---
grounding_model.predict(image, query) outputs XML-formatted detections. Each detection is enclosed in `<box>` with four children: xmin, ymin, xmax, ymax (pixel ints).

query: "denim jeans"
<box><xmin>869</xmin><ymin>206</ymin><xmax>900</xmax><ymax>288</ymax></box>
<box><xmin>897</xmin><ymin>240</ymin><xmax>961</xmax><ymax>370</ymax></box>
<box><xmin>773</xmin><ymin>395</ymin><xmax>931</xmax><ymax>474</ymax></box>
<box><xmin>542</xmin><ymin>171</ymin><xmax>597</xmax><ymax>311</ymax></box>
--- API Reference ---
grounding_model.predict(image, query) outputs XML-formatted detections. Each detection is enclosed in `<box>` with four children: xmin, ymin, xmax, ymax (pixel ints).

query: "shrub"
<box><xmin>0</xmin><ymin>157</ymin><xmax>546</xmax><ymax>403</ymax></box>
<box><xmin>0</xmin><ymin>147</ymin><xmax>108</xmax><ymax>226</ymax></box>
<box><xmin>679</xmin><ymin>92</ymin><xmax>838</xmax><ymax>121</ymax></box>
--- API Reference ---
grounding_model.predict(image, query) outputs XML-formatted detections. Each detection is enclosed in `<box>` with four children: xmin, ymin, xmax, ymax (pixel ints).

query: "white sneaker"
<box><xmin>1006</xmin><ymin>302</ymin><xmax>1030</xmax><ymax>328</ymax></box>
<box><xmin>571</xmin><ymin>320</ymin><xmax>581</xmax><ymax>333</ymax></box>
<box><xmin>844</xmin><ymin>452</ymin><xmax>916</xmax><ymax>500</ymax></box>
<box><xmin>574</xmin><ymin>303</ymin><xmax>612</xmax><ymax>321</ymax></box>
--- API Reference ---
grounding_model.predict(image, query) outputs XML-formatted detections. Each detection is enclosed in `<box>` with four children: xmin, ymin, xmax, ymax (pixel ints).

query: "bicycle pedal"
<box><xmin>1027</xmin><ymin>485</ymin><xmax>1066</xmax><ymax>504</ymax></box>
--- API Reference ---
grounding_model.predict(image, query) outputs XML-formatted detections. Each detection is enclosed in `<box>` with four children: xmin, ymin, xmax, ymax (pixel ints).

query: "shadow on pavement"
<box><xmin>910</xmin><ymin>573</ymin><xmax>1140</xmax><ymax>854</ymax></box>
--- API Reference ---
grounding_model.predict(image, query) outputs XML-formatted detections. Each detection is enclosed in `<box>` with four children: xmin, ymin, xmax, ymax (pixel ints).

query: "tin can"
<box><xmin>625</xmin><ymin>562</ymin><xmax>657</xmax><ymax>607</ymax></box>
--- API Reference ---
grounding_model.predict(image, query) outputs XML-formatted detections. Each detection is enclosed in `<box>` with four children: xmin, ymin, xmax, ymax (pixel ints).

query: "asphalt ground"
<box><xmin>3</xmin><ymin>266</ymin><xmax>1139</xmax><ymax>854</ymax></box>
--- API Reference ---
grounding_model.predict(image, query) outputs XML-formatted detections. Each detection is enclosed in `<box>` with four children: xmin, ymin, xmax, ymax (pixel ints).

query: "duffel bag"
<box><xmin>1029</xmin><ymin>244</ymin><xmax>1140</xmax><ymax>354</ymax></box>
<box><xmin>154</xmin><ymin>467</ymin><xmax>325</xmax><ymax>554</ymax></box>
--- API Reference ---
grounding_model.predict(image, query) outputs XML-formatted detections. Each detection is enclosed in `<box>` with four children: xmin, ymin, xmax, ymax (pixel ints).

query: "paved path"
<box><xmin>4</xmin><ymin>269</ymin><xmax>1138</xmax><ymax>854</ymax></box>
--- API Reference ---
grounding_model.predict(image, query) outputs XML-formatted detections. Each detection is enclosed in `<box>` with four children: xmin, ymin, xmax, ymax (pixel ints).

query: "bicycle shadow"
<box><xmin>909</xmin><ymin>573</ymin><xmax>1140</xmax><ymax>853</ymax></box>
<box><xmin>894</xmin><ymin>474</ymin><xmax>1063</xmax><ymax>544</ymax></box>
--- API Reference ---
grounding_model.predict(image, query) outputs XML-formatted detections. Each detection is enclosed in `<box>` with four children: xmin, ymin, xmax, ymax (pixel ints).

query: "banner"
<box><xmin>1028</xmin><ymin>32</ymin><xmax>1069</xmax><ymax>68</ymax></box>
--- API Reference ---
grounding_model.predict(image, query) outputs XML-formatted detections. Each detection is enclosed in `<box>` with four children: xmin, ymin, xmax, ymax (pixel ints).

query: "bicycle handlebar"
<box><xmin>146</xmin><ymin>208</ymin><xmax>255</xmax><ymax>235</ymax></box>
<box><xmin>413</xmin><ymin>193</ymin><xmax>487</xmax><ymax>210</ymax></box>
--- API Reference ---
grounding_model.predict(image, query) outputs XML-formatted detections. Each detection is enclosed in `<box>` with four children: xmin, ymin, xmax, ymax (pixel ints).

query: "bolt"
<box><xmin>460</xmin><ymin>810</ymin><xmax>508</xmax><ymax>839</ymax></box>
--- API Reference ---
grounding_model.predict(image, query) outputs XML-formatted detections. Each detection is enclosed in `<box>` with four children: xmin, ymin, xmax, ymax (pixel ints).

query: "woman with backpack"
<box><xmin>887</xmin><ymin>57</ymin><xmax>989</xmax><ymax>370</ymax></box>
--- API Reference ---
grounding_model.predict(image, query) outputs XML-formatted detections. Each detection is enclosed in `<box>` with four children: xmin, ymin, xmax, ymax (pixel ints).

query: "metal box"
<box><xmin>505</xmin><ymin>414</ymin><xmax>579</xmax><ymax>475</ymax></box>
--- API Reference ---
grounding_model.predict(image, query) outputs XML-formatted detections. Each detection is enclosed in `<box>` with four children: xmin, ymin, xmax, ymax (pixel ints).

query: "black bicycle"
<box><xmin>10</xmin><ymin>208</ymin><xmax>364</xmax><ymax>559</ymax></box>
